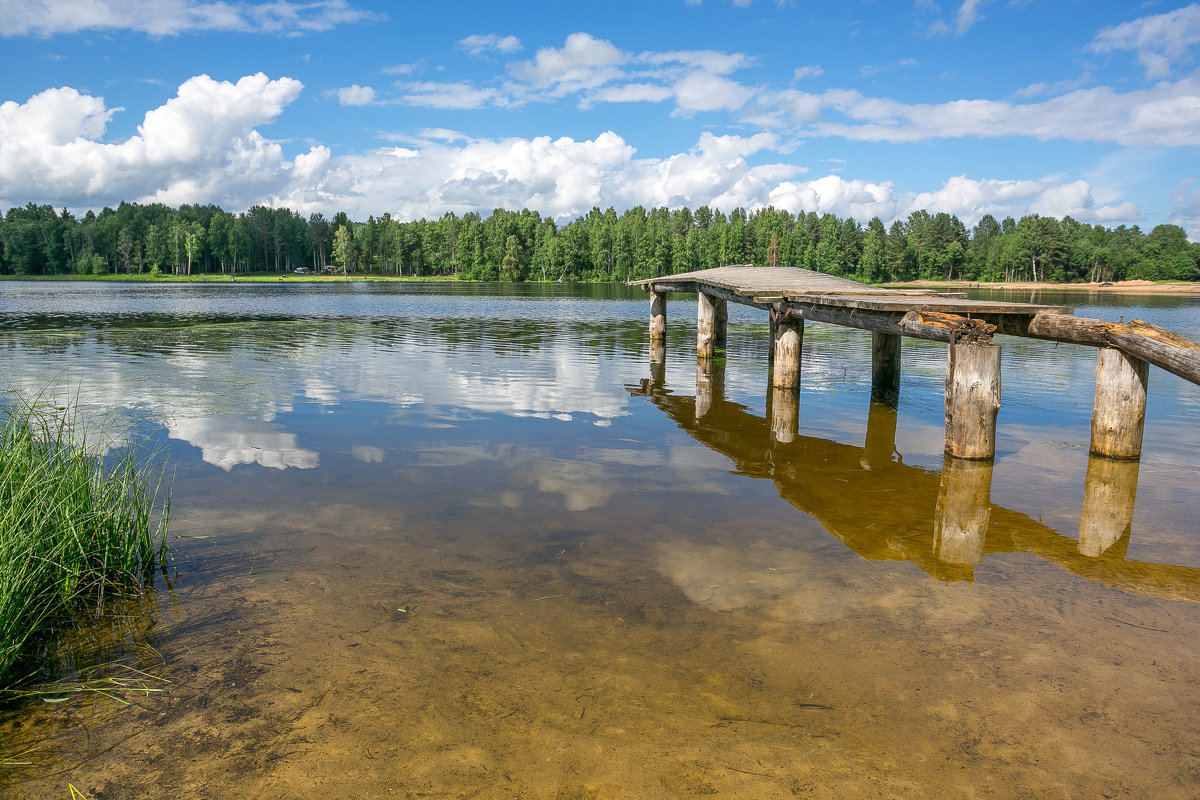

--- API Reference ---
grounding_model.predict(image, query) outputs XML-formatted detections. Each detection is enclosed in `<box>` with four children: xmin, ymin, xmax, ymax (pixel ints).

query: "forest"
<box><xmin>1</xmin><ymin>201</ymin><xmax>1197</xmax><ymax>284</ymax></box>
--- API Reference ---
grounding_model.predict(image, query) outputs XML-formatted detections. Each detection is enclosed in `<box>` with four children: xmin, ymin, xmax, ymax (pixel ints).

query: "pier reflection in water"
<box><xmin>636</xmin><ymin>352</ymin><xmax>1192</xmax><ymax>600</ymax></box>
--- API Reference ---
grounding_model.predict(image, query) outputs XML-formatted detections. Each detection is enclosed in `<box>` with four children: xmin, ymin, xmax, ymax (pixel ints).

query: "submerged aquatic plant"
<box><xmin>0</xmin><ymin>391</ymin><xmax>171</xmax><ymax>694</ymax></box>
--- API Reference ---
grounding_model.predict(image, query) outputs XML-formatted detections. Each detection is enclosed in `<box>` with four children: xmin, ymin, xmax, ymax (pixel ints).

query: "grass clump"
<box><xmin>0</xmin><ymin>394</ymin><xmax>170</xmax><ymax>693</ymax></box>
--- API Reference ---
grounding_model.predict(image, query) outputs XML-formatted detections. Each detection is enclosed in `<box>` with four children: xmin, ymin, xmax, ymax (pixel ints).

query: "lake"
<box><xmin>1</xmin><ymin>280</ymin><xmax>1199</xmax><ymax>799</ymax></box>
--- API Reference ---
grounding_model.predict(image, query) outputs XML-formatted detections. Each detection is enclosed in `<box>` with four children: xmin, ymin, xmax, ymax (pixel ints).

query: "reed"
<box><xmin>0</xmin><ymin>393</ymin><xmax>170</xmax><ymax>693</ymax></box>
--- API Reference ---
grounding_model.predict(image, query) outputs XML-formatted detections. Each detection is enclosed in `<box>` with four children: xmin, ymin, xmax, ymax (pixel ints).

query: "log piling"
<box><xmin>632</xmin><ymin>265</ymin><xmax>1200</xmax><ymax>464</ymax></box>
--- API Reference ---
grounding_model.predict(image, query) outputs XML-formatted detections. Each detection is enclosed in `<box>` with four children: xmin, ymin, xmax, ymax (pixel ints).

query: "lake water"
<box><xmin>1</xmin><ymin>281</ymin><xmax>1199</xmax><ymax>799</ymax></box>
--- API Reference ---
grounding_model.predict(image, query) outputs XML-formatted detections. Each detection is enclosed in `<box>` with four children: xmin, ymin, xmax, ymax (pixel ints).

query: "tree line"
<box><xmin>1</xmin><ymin>200</ymin><xmax>1197</xmax><ymax>283</ymax></box>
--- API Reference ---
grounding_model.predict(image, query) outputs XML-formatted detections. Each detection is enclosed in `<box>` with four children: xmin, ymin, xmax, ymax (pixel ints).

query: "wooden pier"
<box><xmin>630</xmin><ymin>265</ymin><xmax>1200</xmax><ymax>461</ymax></box>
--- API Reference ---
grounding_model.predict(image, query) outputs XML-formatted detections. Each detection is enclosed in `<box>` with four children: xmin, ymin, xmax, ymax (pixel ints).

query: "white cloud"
<box><xmin>955</xmin><ymin>0</ymin><xmax>987</xmax><ymax>35</ymax></box>
<box><xmin>1170</xmin><ymin>179</ymin><xmax>1200</xmax><ymax>242</ymax></box>
<box><xmin>393</xmin><ymin>81</ymin><xmax>506</xmax><ymax>110</ymax></box>
<box><xmin>640</xmin><ymin>49</ymin><xmax>751</xmax><ymax>75</ymax></box>
<box><xmin>334</xmin><ymin>84</ymin><xmax>375</xmax><ymax>106</ymax></box>
<box><xmin>458</xmin><ymin>33</ymin><xmax>522</xmax><ymax>55</ymax></box>
<box><xmin>268</xmin><ymin>128</ymin><xmax>803</xmax><ymax>222</ymax></box>
<box><xmin>582</xmin><ymin>83</ymin><xmax>673</xmax><ymax>108</ymax></box>
<box><xmin>1014</xmin><ymin>73</ymin><xmax>1093</xmax><ymax>99</ymax></box>
<box><xmin>1087</xmin><ymin>4</ymin><xmax>1200</xmax><ymax>80</ymax></box>
<box><xmin>793</xmin><ymin>64</ymin><xmax>823</xmax><ymax>80</ymax></box>
<box><xmin>0</xmin><ymin>72</ymin><xmax>1153</xmax><ymax>237</ymax></box>
<box><xmin>388</xmin><ymin>35</ymin><xmax>760</xmax><ymax>119</ymax></box>
<box><xmin>1</xmin><ymin>0</ymin><xmax>377</xmax><ymax>37</ymax></box>
<box><xmin>770</xmin><ymin>77</ymin><xmax>1200</xmax><ymax>147</ymax></box>
<box><xmin>766</xmin><ymin>174</ymin><xmax>1139</xmax><ymax>229</ymax></box>
<box><xmin>909</xmin><ymin>176</ymin><xmax>1138</xmax><ymax>226</ymax></box>
<box><xmin>381</xmin><ymin>62</ymin><xmax>423</xmax><ymax>76</ymax></box>
<box><xmin>508</xmin><ymin>32</ymin><xmax>627</xmax><ymax>95</ymax></box>
<box><xmin>671</xmin><ymin>71</ymin><xmax>756</xmax><ymax>114</ymax></box>
<box><xmin>0</xmin><ymin>72</ymin><xmax>309</xmax><ymax>209</ymax></box>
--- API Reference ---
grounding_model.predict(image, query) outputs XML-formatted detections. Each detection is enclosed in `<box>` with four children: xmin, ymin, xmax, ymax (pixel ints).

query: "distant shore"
<box><xmin>886</xmin><ymin>279</ymin><xmax>1200</xmax><ymax>295</ymax></box>
<box><xmin>0</xmin><ymin>273</ymin><xmax>457</xmax><ymax>283</ymax></box>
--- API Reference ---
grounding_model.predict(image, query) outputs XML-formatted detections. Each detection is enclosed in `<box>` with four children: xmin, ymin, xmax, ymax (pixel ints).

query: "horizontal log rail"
<box><xmin>998</xmin><ymin>313</ymin><xmax>1200</xmax><ymax>386</ymax></box>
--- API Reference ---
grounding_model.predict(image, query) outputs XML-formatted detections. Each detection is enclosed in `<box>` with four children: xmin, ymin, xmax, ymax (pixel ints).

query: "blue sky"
<box><xmin>1</xmin><ymin>0</ymin><xmax>1198</xmax><ymax>239</ymax></box>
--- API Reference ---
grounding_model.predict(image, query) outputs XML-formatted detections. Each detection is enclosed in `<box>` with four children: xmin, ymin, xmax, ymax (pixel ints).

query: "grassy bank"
<box><xmin>0</xmin><ymin>272</ymin><xmax>460</xmax><ymax>283</ymax></box>
<box><xmin>0</xmin><ymin>395</ymin><xmax>170</xmax><ymax>694</ymax></box>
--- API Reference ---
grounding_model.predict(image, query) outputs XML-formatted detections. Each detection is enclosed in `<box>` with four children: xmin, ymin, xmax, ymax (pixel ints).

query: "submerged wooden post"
<box><xmin>771</xmin><ymin>313</ymin><xmax>804</xmax><ymax>389</ymax></box>
<box><xmin>934</xmin><ymin>457</ymin><xmax>993</xmax><ymax>565</ymax></box>
<box><xmin>649</xmin><ymin>290</ymin><xmax>666</xmax><ymax>343</ymax></box>
<box><xmin>1078</xmin><ymin>455</ymin><xmax>1139</xmax><ymax>557</ymax></box>
<box><xmin>1090</xmin><ymin>348</ymin><xmax>1149</xmax><ymax>459</ymax></box>
<box><xmin>697</xmin><ymin>292</ymin><xmax>726</xmax><ymax>358</ymax></box>
<box><xmin>944</xmin><ymin>343</ymin><xmax>1001</xmax><ymax>460</ymax></box>
<box><xmin>871</xmin><ymin>332</ymin><xmax>902</xmax><ymax>406</ymax></box>
<box><xmin>769</xmin><ymin>386</ymin><xmax>799</xmax><ymax>444</ymax></box>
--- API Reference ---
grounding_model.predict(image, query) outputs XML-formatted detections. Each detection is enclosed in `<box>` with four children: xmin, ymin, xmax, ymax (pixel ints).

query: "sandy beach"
<box><xmin>887</xmin><ymin>279</ymin><xmax>1200</xmax><ymax>295</ymax></box>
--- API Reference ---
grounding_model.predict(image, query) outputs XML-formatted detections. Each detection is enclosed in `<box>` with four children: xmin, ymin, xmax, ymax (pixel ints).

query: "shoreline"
<box><xmin>886</xmin><ymin>279</ymin><xmax>1200</xmax><ymax>295</ymax></box>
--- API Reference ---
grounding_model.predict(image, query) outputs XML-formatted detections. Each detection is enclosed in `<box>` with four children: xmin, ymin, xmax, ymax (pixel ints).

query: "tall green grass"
<box><xmin>0</xmin><ymin>394</ymin><xmax>170</xmax><ymax>692</ymax></box>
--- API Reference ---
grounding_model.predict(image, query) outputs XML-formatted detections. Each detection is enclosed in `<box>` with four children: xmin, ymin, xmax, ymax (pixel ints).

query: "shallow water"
<box><xmin>1</xmin><ymin>280</ymin><xmax>1199</xmax><ymax>798</ymax></box>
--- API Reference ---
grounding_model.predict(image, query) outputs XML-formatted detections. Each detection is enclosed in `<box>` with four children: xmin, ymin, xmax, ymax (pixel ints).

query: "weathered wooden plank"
<box><xmin>782</xmin><ymin>293</ymin><xmax>1071</xmax><ymax>315</ymax></box>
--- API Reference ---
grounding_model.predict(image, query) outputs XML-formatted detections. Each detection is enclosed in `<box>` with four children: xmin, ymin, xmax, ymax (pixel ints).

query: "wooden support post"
<box><xmin>697</xmin><ymin>292</ymin><xmax>726</xmax><ymax>358</ymax></box>
<box><xmin>768</xmin><ymin>386</ymin><xmax>799</xmax><ymax>444</ymax></box>
<box><xmin>771</xmin><ymin>313</ymin><xmax>804</xmax><ymax>389</ymax></box>
<box><xmin>934</xmin><ymin>456</ymin><xmax>994</xmax><ymax>565</ymax></box>
<box><xmin>1090</xmin><ymin>347</ymin><xmax>1149</xmax><ymax>460</ymax></box>
<box><xmin>1078</xmin><ymin>455</ymin><xmax>1139</xmax><ymax>557</ymax></box>
<box><xmin>944</xmin><ymin>343</ymin><xmax>1001</xmax><ymax>460</ymax></box>
<box><xmin>871</xmin><ymin>331</ymin><xmax>901</xmax><ymax>406</ymax></box>
<box><xmin>649</xmin><ymin>290</ymin><xmax>666</xmax><ymax>343</ymax></box>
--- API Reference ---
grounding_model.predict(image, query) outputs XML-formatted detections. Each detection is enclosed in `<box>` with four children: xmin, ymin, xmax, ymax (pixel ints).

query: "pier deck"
<box><xmin>630</xmin><ymin>265</ymin><xmax>1200</xmax><ymax>461</ymax></box>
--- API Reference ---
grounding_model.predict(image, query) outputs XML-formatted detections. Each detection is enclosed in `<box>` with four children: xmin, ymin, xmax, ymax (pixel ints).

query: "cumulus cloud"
<box><xmin>1</xmin><ymin>0</ymin><xmax>378</xmax><ymax>37</ymax></box>
<box><xmin>1087</xmin><ymin>4</ymin><xmax>1200</xmax><ymax>80</ymax></box>
<box><xmin>458</xmin><ymin>33</ymin><xmax>522</xmax><ymax>55</ymax></box>
<box><xmin>0</xmin><ymin>72</ymin><xmax>310</xmax><ymax>209</ymax></box>
<box><xmin>0</xmin><ymin>72</ymin><xmax>1150</xmax><ymax>236</ymax></box>
<box><xmin>766</xmin><ymin>174</ymin><xmax>1137</xmax><ymax>229</ymax></box>
<box><xmin>793</xmin><ymin>64</ymin><xmax>823</xmax><ymax>80</ymax></box>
